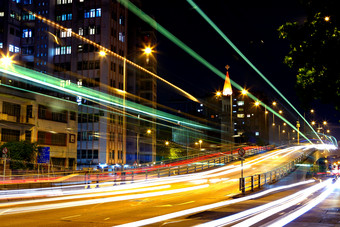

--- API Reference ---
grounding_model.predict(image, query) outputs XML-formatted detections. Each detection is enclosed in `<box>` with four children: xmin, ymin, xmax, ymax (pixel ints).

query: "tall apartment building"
<box><xmin>0</xmin><ymin>0</ymin><xmax>157</xmax><ymax>167</ymax></box>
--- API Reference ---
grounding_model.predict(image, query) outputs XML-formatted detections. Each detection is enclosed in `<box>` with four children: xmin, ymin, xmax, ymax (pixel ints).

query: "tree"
<box><xmin>278</xmin><ymin>0</ymin><xmax>340</xmax><ymax>111</ymax></box>
<box><xmin>0</xmin><ymin>141</ymin><xmax>38</xmax><ymax>170</ymax></box>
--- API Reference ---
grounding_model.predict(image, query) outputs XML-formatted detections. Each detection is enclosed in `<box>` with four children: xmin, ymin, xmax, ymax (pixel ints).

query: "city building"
<box><xmin>0</xmin><ymin>0</ymin><xmax>158</xmax><ymax>168</ymax></box>
<box><xmin>0</xmin><ymin>85</ymin><xmax>77</xmax><ymax>169</ymax></box>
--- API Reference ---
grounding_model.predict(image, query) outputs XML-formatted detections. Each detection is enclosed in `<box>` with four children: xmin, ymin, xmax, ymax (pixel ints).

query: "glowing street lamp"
<box><xmin>144</xmin><ymin>47</ymin><xmax>152</xmax><ymax>55</ymax></box>
<box><xmin>254</xmin><ymin>101</ymin><xmax>260</xmax><ymax>107</ymax></box>
<box><xmin>0</xmin><ymin>55</ymin><xmax>14</xmax><ymax>68</ymax></box>
<box><xmin>310</xmin><ymin>109</ymin><xmax>314</xmax><ymax>114</ymax></box>
<box><xmin>311</xmin><ymin>121</ymin><xmax>316</xmax><ymax>126</ymax></box>
<box><xmin>198</xmin><ymin>139</ymin><xmax>203</xmax><ymax>149</ymax></box>
<box><xmin>215</xmin><ymin>91</ymin><xmax>222</xmax><ymax>98</ymax></box>
<box><xmin>241</xmin><ymin>89</ymin><xmax>248</xmax><ymax>95</ymax></box>
<box><xmin>323</xmin><ymin>121</ymin><xmax>327</xmax><ymax>125</ymax></box>
<box><xmin>143</xmin><ymin>46</ymin><xmax>153</xmax><ymax>64</ymax></box>
<box><xmin>325</xmin><ymin>16</ymin><xmax>330</xmax><ymax>22</ymax></box>
<box><xmin>272</xmin><ymin>101</ymin><xmax>277</xmax><ymax>106</ymax></box>
<box><xmin>279</xmin><ymin>110</ymin><xmax>283</xmax><ymax>114</ymax></box>
<box><xmin>146</xmin><ymin>129</ymin><xmax>152</xmax><ymax>134</ymax></box>
<box><xmin>165</xmin><ymin>141</ymin><xmax>169</xmax><ymax>146</ymax></box>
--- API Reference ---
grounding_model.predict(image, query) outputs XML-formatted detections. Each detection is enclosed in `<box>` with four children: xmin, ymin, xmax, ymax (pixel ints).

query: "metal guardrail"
<box><xmin>0</xmin><ymin>146</ymin><xmax>273</xmax><ymax>189</ymax></box>
<box><xmin>239</xmin><ymin>148</ymin><xmax>315</xmax><ymax>194</ymax></box>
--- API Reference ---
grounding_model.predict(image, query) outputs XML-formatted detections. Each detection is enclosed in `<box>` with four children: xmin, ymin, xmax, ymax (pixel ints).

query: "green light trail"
<box><xmin>0</xmin><ymin>64</ymin><xmax>212</xmax><ymax>131</ymax></box>
<box><xmin>0</xmin><ymin>82</ymin><xmax>203</xmax><ymax>134</ymax></box>
<box><xmin>117</xmin><ymin>0</ymin><xmax>313</xmax><ymax>144</ymax></box>
<box><xmin>186</xmin><ymin>0</ymin><xmax>323</xmax><ymax>144</ymax></box>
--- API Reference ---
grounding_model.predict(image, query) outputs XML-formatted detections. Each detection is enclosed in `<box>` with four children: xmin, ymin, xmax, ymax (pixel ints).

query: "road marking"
<box><xmin>178</xmin><ymin>201</ymin><xmax>195</xmax><ymax>206</ymax></box>
<box><xmin>155</xmin><ymin>204</ymin><xmax>172</xmax><ymax>207</ymax></box>
<box><xmin>61</xmin><ymin>214</ymin><xmax>81</xmax><ymax>219</ymax></box>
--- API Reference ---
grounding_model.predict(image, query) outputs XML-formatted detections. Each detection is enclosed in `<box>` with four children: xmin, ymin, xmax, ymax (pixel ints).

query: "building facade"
<box><xmin>0</xmin><ymin>0</ymin><xmax>157</xmax><ymax>168</ymax></box>
<box><xmin>0</xmin><ymin>86</ymin><xmax>77</xmax><ymax>169</ymax></box>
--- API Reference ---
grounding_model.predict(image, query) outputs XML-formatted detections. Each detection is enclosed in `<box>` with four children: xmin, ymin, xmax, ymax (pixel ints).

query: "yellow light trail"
<box><xmin>26</xmin><ymin>10</ymin><xmax>199</xmax><ymax>103</ymax></box>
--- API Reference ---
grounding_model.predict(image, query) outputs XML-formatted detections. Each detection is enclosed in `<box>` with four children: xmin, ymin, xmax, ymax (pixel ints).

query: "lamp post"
<box><xmin>199</xmin><ymin>139</ymin><xmax>203</xmax><ymax>150</ymax></box>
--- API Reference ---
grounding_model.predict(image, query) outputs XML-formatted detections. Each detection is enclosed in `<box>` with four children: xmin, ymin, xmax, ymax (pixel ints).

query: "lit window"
<box><xmin>0</xmin><ymin>43</ymin><xmax>3</xmax><ymax>48</ymax></box>
<box><xmin>14</xmin><ymin>46</ymin><xmax>20</xmax><ymax>53</ymax></box>
<box><xmin>66</xmin><ymin>28</ymin><xmax>72</xmax><ymax>37</ymax></box>
<box><xmin>237</xmin><ymin>114</ymin><xmax>245</xmax><ymax>118</ymax></box>
<box><xmin>118</xmin><ymin>32</ymin><xmax>125</xmax><ymax>42</ymax></box>
<box><xmin>119</xmin><ymin>16</ymin><xmax>124</xmax><ymax>25</ymax></box>
<box><xmin>55</xmin><ymin>47</ymin><xmax>60</xmax><ymax>55</ymax></box>
<box><xmin>66</xmin><ymin>46</ymin><xmax>71</xmax><ymax>54</ymax></box>
<box><xmin>0</xmin><ymin>12</ymin><xmax>4</xmax><ymax>17</ymax></box>
<box><xmin>61</xmin><ymin>14</ymin><xmax>66</xmax><ymax>21</ymax></box>
<box><xmin>61</xmin><ymin>46</ymin><xmax>66</xmax><ymax>55</ymax></box>
<box><xmin>79</xmin><ymin>0</ymin><xmax>84</xmax><ymax>2</ymax></box>
<box><xmin>9</xmin><ymin>45</ymin><xmax>14</xmax><ymax>52</ymax></box>
<box><xmin>247</xmin><ymin>114</ymin><xmax>251</xmax><ymax>117</ymax></box>
<box><xmin>22</xmin><ymin>28</ymin><xmax>32</xmax><ymax>38</ymax></box>
<box><xmin>90</xmin><ymin>9</ymin><xmax>95</xmax><ymax>18</ymax></box>
<box><xmin>255</xmin><ymin>132</ymin><xmax>260</xmax><ymax>136</ymax></box>
<box><xmin>67</xmin><ymin>13</ymin><xmax>72</xmax><ymax>20</ymax></box>
<box><xmin>57</xmin><ymin>0</ymin><xmax>61</xmax><ymax>4</ymax></box>
<box><xmin>84</xmin><ymin>10</ymin><xmax>89</xmax><ymax>18</ymax></box>
<box><xmin>237</xmin><ymin>101</ymin><xmax>244</xmax><ymax>106</ymax></box>
<box><xmin>96</xmin><ymin>8</ymin><xmax>101</xmax><ymax>17</ymax></box>
<box><xmin>89</xmin><ymin>26</ymin><xmax>95</xmax><ymax>35</ymax></box>
<box><xmin>78</xmin><ymin>28</ymin><xmax>83</xmax><ymax>36</ymax></box>
<box><xmin>60</xmin><ymin>30</ymin><xmax>66</xmax><ymax>38</ymax></box>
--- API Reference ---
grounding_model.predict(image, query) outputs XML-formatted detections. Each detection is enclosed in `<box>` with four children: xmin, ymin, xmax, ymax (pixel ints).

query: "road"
<box><xmin>0</xmin><ymin>145</ymin><xmax>326</xmax><ymax>226</ymax></box>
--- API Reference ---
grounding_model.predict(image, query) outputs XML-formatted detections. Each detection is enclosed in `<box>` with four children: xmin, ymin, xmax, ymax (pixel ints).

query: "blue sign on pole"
<box><xmin>37</xmin><ymin>147</ymin><xmax>50</xmax><ymax>164</ymax></box>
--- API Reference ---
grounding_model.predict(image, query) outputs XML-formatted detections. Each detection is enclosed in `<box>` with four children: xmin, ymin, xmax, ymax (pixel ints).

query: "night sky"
<box><xmin>138</xmin><ymin>0</ymin><xmax>340</xmax><ymax>140</ymax></box>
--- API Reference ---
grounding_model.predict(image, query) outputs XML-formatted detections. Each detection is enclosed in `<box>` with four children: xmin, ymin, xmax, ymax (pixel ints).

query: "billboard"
<box><xmin>37</xmin><ymin>147</ymin><xmax>50</xmax><ymax>164</ymax></box>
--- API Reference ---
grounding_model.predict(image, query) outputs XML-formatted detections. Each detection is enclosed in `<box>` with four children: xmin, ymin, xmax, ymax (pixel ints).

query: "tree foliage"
<box><xmin>278</xmin><ymin>0</ymin><xmax>340</xmax><ymax>110</ymax></box>
<box><xmin>0</xmin><ymin>141</ymin><xmax>38</xmax><ymax>170</ymax></box>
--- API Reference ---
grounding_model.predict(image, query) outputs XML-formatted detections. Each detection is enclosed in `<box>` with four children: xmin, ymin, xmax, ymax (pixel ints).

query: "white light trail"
<box><xmin>114</xmin><ymin>180</ymin><xmax>315</xmax><ymax>227</ymax></box>
<box><xmin>267</xmin><ymin>180</ymin><xmax>338</xmax><ymax>227</ymax></box>
<box><xmin>0</xmin><ymin>185</ymin><xmax>209</xmax><ymax>215</ymax></box>
<box><xmin>0</xmin><ymin>185</ymin><xmax>171</xmax><ymax>208</ymax></box>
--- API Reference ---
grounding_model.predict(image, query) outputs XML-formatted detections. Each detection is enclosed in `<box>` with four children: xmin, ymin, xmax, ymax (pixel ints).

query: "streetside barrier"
<box><xmin>83</xmin><ymin>145</ymin><xmax>274</xmax><ymax>188</ymax></box>
<box><xmin>239</xmin><ymin>148</ymin><xmax>316</xmax><ymax>194</ymax></box>
<box><xmin>0</xmin><ymin>145</ymin><xmax>273</xmax><ymax>189</ymax></box>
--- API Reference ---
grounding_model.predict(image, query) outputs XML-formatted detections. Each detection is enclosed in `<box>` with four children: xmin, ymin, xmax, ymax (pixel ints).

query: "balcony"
<box><xmin>0</xmin><ymin>113</ymin><xmax>17</xmax><ymax>122</ymax></box>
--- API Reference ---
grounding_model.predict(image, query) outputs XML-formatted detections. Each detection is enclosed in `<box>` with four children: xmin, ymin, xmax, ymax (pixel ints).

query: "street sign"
<box><xmin>2</xmin><ymin>147</ymin><xmax>8</xmax><ymax>154</ymax></box>
<box><xmin>37</xmin><ymin>147</ymin><xmax>50</xmax><ymax>164</ymax></box>
<box><xmin>238</xmin><ymin>147</ymin><xmax>245</xmax><ymax>157</ymax></box>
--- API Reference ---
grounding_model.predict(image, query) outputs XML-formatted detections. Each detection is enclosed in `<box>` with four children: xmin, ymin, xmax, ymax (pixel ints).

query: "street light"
<box><xmin>279</xmin><ymin>110</ymin><xmax>283</xmax><ymax>114</ymax></box>
<box><xmin>198</xmin><ymin>139</ymin><xmax>203</xmax><ymax>150</ymax></box>
<box><xmin>311</xmin><ymin>121</ymin><xmax>316</xmax><ymax>126</ymax></box>
<box><xmin>165</xmin><ymin>141</ymin><xmax>169</xmax><ymax>146</ymax></box>
<box><xmin>325</xmin><ymin>16</ymin><xmax>330</xmax><ymax>22</ymax></box>
<box><xmin>254</xmin><ymin>101</ymin><xmax>260</xmax><ymax>107</ymax></box>
<box><xmin>143</xmin><ymin>46</ymin><xmax>153</xmax><ymax>64</ymax></box>
<box><xmin>146</xmin><ymin>129</ymin><xmax>152</xmax><ymax>134</ymax></box>
<box><xmin>215</xmin><ymin>91</ymin><xmax>222</xmax><ymax>98</ymax></box>
<box><xmin>0</xmin><ymin>55</ymin><xmax>14</xmax><ymax>68</ymax></box>
<box><xmin>323</xmin><ymin>121</ymin><xmax>327</xmax><ymax>125</ymax></box>
<box><xmin>272</xmin><ymin>101</ymin><xmax>277</xmax><ymax>106</ymax></box>
<box><xmin>241</xmin><ymin>89</ymin><xmax>248</xmax><ymax>95</ymax></box>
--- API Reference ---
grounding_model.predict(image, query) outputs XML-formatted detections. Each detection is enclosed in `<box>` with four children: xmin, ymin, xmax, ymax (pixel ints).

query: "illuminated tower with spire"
<box><xmin>221</xmin><ymin>65</ymin><xmax>234</xmax><ymax>150</ymax></box>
